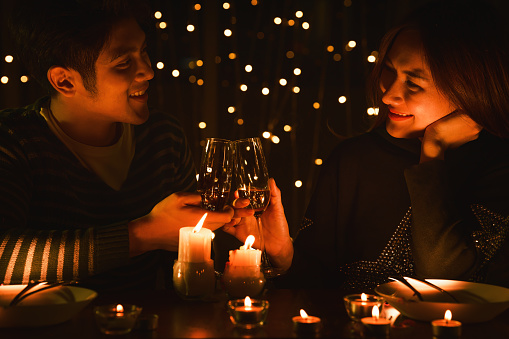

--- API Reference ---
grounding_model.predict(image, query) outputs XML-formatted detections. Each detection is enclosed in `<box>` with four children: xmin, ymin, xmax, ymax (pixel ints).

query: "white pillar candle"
<box><xmin>177</xmin><ymin>213</ymin><xmax>213</xmax><ymax>262</ymax></box>
<box><xmin>228</xmin><ymin>235</ymin><xmax>261</xmax><ymax>266</ymax></box>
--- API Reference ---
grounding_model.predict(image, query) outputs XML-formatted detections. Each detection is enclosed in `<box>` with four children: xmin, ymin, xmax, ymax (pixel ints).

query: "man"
<box><xmin>0</xmin><ymin>0</ymin><xmax>246</xmax><ymax>291</ymax></box>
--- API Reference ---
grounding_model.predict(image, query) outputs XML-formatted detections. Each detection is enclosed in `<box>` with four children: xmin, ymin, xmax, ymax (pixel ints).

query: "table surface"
<box><xmin>1</xmin><ymin>284</ymin><xmax>509</xmax><ymax>338</ymax></box>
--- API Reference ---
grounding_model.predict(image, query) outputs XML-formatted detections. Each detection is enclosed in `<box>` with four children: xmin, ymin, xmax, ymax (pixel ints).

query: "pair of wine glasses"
<box><xmin>197</xmin><ymin>137</ymin><xmax>277</xmax><ymax>277</ymax></box>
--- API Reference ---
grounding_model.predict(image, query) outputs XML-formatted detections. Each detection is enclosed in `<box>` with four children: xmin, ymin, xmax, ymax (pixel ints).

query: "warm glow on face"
<box><xmin>193</xmin><ymin>213</ymin><xmax>208</xmax><ymax>233</ymax></box>
<box><xmin>300</xmin><ymin>309</ymin><xmax>308</xmax><ymax>318</ymax></box>
<box><xmin>372</xmin><ymin>305</ymin><xmax>379</xmax><ymax>319</ymax></box>
<box><xmin>244</xmin><ymin>235</ymin><xmax>255</xmax><ymax>249</ymax></box>
<box><xmin>116</xmin><ymin>304</ymin><xmax>124</xmax><ymax>313</ymax></box>
<box><xmin>445</xmin><ymin>310</ymin><xmax>452</xmax><ymax>322</ymax></box>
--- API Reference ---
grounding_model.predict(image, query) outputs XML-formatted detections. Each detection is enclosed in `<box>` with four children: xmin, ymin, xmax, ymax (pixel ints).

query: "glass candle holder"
<box><xmin>292</xmin><ymin>312</ymin><xmax>322</xmax><ymax>338</ymax></box>
<box><xmin>173</xmin><ymin>260</ymin><xmax>216</xmax><ymax>300</ymax></box>
<box><xmin>222</xmin><ymin>263</ymin><xmax>266</xmax><ymax>299</ymax></box>
<box><xmin>344</xmin><ymin>294</ymin><xmax>384</xmax><ymax>321</ymax></box>
<box><xmin>94</xmin><ymin>304</ymin><xmax>142</xmax><ymax>335</ymax></box>
<box><xmin>227</xmin><ymin>298</ymin><xmax>269</xmax><ymax>329</ymax></box>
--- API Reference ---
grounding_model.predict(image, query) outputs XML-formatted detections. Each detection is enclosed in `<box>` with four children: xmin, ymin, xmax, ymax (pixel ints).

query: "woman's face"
<box><xmin>380</xmin><ymin>30</ymin><xmax>457</xmax><ymax>139</ymax></box>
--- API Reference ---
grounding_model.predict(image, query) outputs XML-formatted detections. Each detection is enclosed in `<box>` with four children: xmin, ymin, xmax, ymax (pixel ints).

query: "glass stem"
<box><xmin>256</xmin><ymin>216</ymin><xmax>274</xmax><ymax>277</ymax></box>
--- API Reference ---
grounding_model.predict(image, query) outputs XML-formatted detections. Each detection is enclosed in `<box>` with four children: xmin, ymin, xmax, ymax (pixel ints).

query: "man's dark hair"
<box><xmin>8</xmin><ymin>0</ymin><xmax>151</xmax><ymax>96</ymax></box>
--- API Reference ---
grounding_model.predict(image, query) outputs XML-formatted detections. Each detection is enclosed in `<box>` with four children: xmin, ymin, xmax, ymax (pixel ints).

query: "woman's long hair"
<box><xmin>368</xmin><ymin>0</ymin><xmax>509</xmax><ymax>139</ymax></box>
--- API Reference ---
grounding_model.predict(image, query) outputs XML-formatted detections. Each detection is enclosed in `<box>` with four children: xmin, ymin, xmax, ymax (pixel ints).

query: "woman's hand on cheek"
<box><xmin>420</xmin><ymin>110</ymin><xmax>483</xmax><ymax>163</ymax></box>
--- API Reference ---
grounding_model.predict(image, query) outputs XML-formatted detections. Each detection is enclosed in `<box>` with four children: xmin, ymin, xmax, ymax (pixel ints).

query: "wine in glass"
<box><xmin>234</xmin><ymin>137</ymin><xmax>276</xmax><ymax>277</ymax></box>
<box><xmin>197</xmin><ymin>138</ymin><xmax>233</xmax><ymax>211</ymax></box>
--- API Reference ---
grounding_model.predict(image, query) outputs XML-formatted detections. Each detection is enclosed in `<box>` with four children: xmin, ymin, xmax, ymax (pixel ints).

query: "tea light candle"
<box><xmin>292</xmin><ymin>309</ymin><xmax>322</xmax><ymax>336</ymax></box>
<box><xmin>228</xmin><ymin>235</ymin><xmax>262</xmax><ymax>266</ymax></box>
<box><xmin>94</xmin><ymin>304</ymin><xmax>142</xmax><ymax>335</ymax></box>
<box><xmin>178</xmin><ymin>213</ymin><xmax>213</xmax><ymax>262</ymax></box>
<box><xmin>344</xmin><ymin>293</ymin><xmax>384</xmax><ymax>321</ymax></box>
<box><xmin>227</xmin><ymin>296</ymin><xmax>269</xmax><ymax>329</ymax></box>
<box><xmin>361</xmin><ymin>305</ymin><xmax>390</xmax><ymax>337</ymax></box>
<box><xmin>431</xmin><ymin>310</ymin><xmax>462</xmax><ymax>338</ymax></box>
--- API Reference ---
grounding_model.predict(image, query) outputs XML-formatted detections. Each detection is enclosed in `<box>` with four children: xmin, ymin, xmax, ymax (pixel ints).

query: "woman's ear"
<box><xmin>47</xmin><ymin>66</ymin><xmax>76</xmax><ymax>97</ymax></box>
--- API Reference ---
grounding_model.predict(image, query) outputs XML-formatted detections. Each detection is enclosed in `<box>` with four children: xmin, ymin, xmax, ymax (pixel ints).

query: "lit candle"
<box><xmin>344</xmin><ymin>293</ymin><xmax>383</xmax><ymax>321</ymax></box>
<box><xmin>228</xmin><ymin>235</ymin><xmax>262</xmax><ymax>266</ymax></box>
<box><xmin>178</xmin><ymin>213</ymin><xmax>213</xmax><ymax>262</ymax></box>
<box><xmin>94</xmin><ymin>304</ymin><xmax>142</xmax><ymax>335</ymax></box>
<box><xmin>223</xmin><ymin>235</ymin><xmax>266</xmax><ymax>298</ymax></box>
<box><xmin>227</xmin><ymin>296</ymin><xmax>269</xmax><ymax>329</ymax></box>
<box><xmin>292</xmin><ymin>309</ymin><xmax>322</xmax><ymax>337</ymax></box>
<box><xmin>431</xmin><ymin>310</ymin><xmax>462</xmax><ymax>338</ymax></box>
<box><xmin>361</xmin><ymin>305</ymin><xmax>391</xmax><ymax>337</ymax></box>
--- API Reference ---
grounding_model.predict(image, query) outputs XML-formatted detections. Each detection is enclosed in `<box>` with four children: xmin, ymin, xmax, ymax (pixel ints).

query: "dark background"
<box><xmin>1</xmin><ymin>0</ymin><xmax>507</xmax><ymax>234</ymax></box>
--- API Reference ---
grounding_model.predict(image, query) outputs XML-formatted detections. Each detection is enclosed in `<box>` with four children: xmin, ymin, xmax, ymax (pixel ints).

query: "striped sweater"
<box><xmin>0</xmin><ymin>97</ymin><xmax>197</xmax><ymax>290</ymax></box>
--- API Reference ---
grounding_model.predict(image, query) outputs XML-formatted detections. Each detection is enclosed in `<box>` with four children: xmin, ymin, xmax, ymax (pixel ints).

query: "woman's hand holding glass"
<box><xmin>223</xmin><ymin>178</ymin><xmax>293</xmax><ymax>273</ymax></box>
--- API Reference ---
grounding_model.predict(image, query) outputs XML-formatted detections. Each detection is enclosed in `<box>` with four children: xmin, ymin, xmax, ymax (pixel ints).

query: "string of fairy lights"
<box><xmin>0</xmin><ymin>0</ymin><xmax>384</xmax><ymax>227</ymax></box>
<box><xmin>145</xmin><ymin>1</ymin><xmax>380</xmax><ymax>190</ymax></box>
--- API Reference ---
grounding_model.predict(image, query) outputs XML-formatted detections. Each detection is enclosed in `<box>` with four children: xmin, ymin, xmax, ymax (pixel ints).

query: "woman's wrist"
<box><xmin>267</xmin><ymin>237</ymin><xmax>294</xmax><ymax>272</ymax></box>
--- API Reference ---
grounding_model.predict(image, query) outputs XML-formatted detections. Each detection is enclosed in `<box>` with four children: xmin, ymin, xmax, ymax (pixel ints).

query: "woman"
<box><xmin>225</xmin><ymin>0</ymin><xmax>509</xmax><ymax>290</ymax></box>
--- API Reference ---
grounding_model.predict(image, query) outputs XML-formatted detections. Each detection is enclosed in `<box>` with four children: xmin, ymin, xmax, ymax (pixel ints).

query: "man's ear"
<box><xmin>47</xmin><ymin>66</ymin><xmax>76</xmax><ymax>97</ymax></box>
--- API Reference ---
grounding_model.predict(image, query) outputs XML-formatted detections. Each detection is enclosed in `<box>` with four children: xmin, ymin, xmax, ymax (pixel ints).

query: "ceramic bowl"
<box><xmin>375</xmin><ymin>278</ymin><xmax>509</xmax><ymax>323</ymax></box>
<box><xmin>0</xmin><ymin>284</ymin><xmax>97</xmax><ymax>327</ymax></box>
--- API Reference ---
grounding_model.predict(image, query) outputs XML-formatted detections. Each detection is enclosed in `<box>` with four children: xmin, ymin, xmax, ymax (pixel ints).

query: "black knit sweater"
<box><xmin>285</xmin><ymin>127</ymin><xmax>509</xmax><ymax>290</ymax></box>
<box><xmin>0</xmin><ymin>97</ymin><xmax>197</xmax><ymax>291</ymax></box>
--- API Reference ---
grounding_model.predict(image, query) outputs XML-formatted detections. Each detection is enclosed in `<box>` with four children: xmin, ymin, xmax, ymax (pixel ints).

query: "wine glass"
<box><xmin>233</xmin><ymin>137</ymin><xmax>276</xmax><ymax>277</ymax></box>
<box><xmin>197</xmin><ymin>138</ymin><xmax>233</xmax><ymax>211</ymax></box>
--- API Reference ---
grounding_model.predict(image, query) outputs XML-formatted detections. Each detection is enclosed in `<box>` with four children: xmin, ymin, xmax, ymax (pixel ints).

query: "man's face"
<box><xmin>76</xmin><ymin>17</ymin><xmax>154</xmax><ymax>125</ymax></box>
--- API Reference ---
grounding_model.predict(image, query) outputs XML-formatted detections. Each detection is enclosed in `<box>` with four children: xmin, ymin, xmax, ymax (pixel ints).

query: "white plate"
<box><xmin>375</xmin><ymin>278</ymin><xmax>509</xmax><ymax>323</ymax></box>
<box><xmin>0</xmin><ymin>284</ymin><xmax>97</xmax><ymax>327</ymax></box>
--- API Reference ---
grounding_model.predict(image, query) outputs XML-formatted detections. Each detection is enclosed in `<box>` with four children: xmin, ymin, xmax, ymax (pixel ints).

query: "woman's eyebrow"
<box><xmin>385</xmin><ymin>57</ymin><xmax>429</xmax><ymax>81</ymax></box>
<box><xmin>404</xmin><ymin>69</ymin><xmax>429</xmax><ymax>81</ymax></box>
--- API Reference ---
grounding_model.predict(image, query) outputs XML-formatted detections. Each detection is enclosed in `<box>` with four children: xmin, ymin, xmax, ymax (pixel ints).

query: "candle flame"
<box><xmin>116</xmin><ymin>304</ymin><xmax>124</xmax><ymax>313</ymax></box>
<box><xmin>193</xmin><ymin>213</ymin><xmax>208</xmax><ymax>233</ymax></box>
<box><xmin>244</xmin><ymin>296</ymin><xmax>252</xmax><ymax>309</ymax></box>
<box><xmin>300</xmin><ymin>309</ymin><xmax>309</xmax><ymax>318</ymax></box>
<box><xmin>244</xmin><ymin>235</ymin><xmax>255</xmax><ymax>249</ymax></box>
<box><xmin>444</xmin><ymin>309</ymin><xmax>452</xmax><ymax>322</ymax></box>
<box><xmin>361</xmin><ymin>293</ymin><xmax>367</xmax><ymax>301</ymax></box>
<box><xmin>372</xmin><ymin>305</ymin><xmax>380</xmax><ymax>320</ymax></box>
